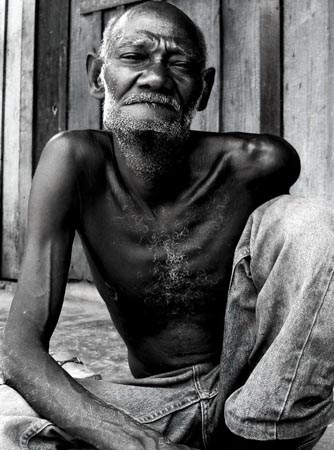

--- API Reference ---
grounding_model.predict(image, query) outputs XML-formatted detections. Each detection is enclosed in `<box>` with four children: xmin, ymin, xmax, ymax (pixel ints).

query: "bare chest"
<box><xmin>80</xmin><ymin>183</ymin><xmax>255</xmax><ymax>317</ymax></box>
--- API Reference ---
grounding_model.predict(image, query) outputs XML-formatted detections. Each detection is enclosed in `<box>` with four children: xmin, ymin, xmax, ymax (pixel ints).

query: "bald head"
<box><xmin>99</xmin><ymin>1</ymin><xmax>207</xmax><ymax>68</ymax></box>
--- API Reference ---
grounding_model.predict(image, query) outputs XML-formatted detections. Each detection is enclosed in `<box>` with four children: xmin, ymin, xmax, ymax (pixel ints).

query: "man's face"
<box><xmin>101</xmin><ymin>9</ymin><xmax>206</xmax><ymax>136</ymax></box>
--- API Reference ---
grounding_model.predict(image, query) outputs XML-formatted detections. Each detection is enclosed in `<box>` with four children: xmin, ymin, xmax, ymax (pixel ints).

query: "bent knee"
<box><xmin>251</xmin><ymin>196</ymin><xmax>334</xmax><ymax>247</ymax></box>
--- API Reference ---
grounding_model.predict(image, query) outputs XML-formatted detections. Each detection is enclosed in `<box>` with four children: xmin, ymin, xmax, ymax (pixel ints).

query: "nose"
<box><xmin>137</xmin><ymin>60</ymin><xmax>173</xmax><ymax>91</ymax></box>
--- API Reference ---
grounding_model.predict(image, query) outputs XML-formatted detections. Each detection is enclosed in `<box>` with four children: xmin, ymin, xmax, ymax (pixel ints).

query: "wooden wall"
<box><xmin>0</xmin><ymin>0</ymin><xmax>333</xmax><ymax>280</ymax></box>
<box><xmin>0</xmin><ymin>0</ymin><xmax>35</xmax><ymax>279</ymax></box>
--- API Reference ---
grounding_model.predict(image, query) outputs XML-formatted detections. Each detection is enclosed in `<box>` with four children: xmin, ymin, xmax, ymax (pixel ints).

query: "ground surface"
<box><xmin>1</xmin><ymin>282</ymin><xmax>334</xmax><ymax>449</ymax></box>
<box><xmin>0</xmin><ymin>281</ymin><xmax>130</xmax><ymax>379</ymax></box>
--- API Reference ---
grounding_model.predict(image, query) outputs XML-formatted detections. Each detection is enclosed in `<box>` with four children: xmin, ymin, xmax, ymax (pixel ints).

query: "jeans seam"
<box><xmin>201</xmin><ymin>399</ymin><xmax>209</xmax><ymax>450</ymax></box>
<box><xmin>192</xmin><ymin>366</ymin><xmax>208</xmax><ymax>450</ymax></box>
<box><xmin>136</xmin><ymin>395</ymin><xmax>200</xmax><ymax>423</ymax></box>
<box><xmin>276</xmin><ymin>265</ymin><xmax>334</xmax><ymax>434</ymax></box>
<box><xmin>228</xmin><ymin>247</ymin><xmax>250</xmax><ymax>293</ymax></box>
<box><xmin>20</xmin><ymin>420</ymin><xmax>52</xmax><ymax>449</ymax></box>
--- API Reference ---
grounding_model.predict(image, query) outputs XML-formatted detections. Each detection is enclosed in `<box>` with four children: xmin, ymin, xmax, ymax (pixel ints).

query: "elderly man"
<box><xmin>1</xmin><ymin>2</ymin><xmax>334</xmax><ymax>449</ymax></box>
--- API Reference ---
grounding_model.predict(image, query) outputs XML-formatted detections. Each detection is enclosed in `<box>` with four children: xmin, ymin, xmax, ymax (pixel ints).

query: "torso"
<box><xmin>69</xmin><ymin>129</ymin><xmax>296</xmax><ymax>377</ymax></box>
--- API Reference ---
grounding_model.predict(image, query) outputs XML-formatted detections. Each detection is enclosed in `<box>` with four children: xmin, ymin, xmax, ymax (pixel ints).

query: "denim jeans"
<box><xmin>1</xmin><ymin>195</ymin><xmax>334</xmax><ymax>449</ymax></box>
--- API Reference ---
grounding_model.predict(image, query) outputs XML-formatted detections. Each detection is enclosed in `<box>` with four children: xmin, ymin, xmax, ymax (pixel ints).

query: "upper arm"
<box><xmin>4</xmin><ymin>133</ymin><xmax>78</xmax><ymax>350</ymax></box>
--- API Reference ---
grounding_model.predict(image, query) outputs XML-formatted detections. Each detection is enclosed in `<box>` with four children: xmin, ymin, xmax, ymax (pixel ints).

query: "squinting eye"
<box><xmin>169</xmin><ymin>61</ymin><xmax>198</xmax><ymax>73</ymax></box>
<box><xmin>120</xmin><ymin>53</ymin><xmax>146</xmax><ymax>61</ymax></box>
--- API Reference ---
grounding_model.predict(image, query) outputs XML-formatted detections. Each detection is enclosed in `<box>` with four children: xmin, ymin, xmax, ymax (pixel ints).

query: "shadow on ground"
<box><xmin>0</xmin><ymin>281</ymin><xmax>131</xmax><ymax>379</ymax></box>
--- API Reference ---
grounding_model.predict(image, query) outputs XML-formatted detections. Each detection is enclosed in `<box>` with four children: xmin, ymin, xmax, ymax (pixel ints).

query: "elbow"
<box><xmin>1</xmin><ymin>332</ymin><xmax>26</xmax><ymax>383</ymax></box>
<box><xmin>261</xmin><ymin>134</ymin><xmax>301</xmax><ymax>189</ymax></box>
<box><xmin>276</xmin><ymin>136</ymin><xmax>301</xmax><ymax>188</ymax></box>
<box><xmin>1</xmin><ymin>340</ymin><xmax>20</xmax><ymax>384</ymax></box>
<box><xmin>2</xmin><ymin>328</ymin><xmax>44</xmax><ymax>385</ymax></box>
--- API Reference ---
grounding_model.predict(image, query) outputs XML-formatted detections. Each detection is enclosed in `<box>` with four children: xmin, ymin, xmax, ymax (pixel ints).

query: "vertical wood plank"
<box><xmin>2</xmin><ymin>0</ymin><xmax>23</xmax><ymax>278</ymax></box>
<box><xmin>33</xmin><ymin>0</ymin><xmax>70</xmax><ymax>167</ymax></box>
<box><xmin>222</xmin><ymin>0</ymin><xmax>281</xmax><ymax>134</ymax></box>
<box><xmin>18</xmin><ymin>0</ymin><xmax>36</xmax><ymax>264</ymax></box>
<box><xmin>68</xmin><ymin>1</ymin><xmax>102</xmax><ymax>131</ymax></box>
<box><xmin>0</xmin><ymin>0</ymin><xmax>7</xmax><ymax>276</ymax></box>
<box><xmin>167</xmin><ymin>0</ymin><xmax>221</xmax><ymax>132</ymax></box>
<box><xmin>2</xmin><ymin>0</ymin><xmax>35</xmax><ymax>278</ymax></box>
<box><xmin>222</xmin><ymin>0</ymin><xmax>260</xmax><ymax>133</ymax></box>
<box><xmin>81</xmin><ymin>0</ymin><xmax>145</xmax><ymax>14</ymax></box>
<box><xmin>284</xmin><ymin>0</ymin><xmax>334</xmax><ymax>200</ymax></box>
<box><xmin>259</xmin><ymin>0</ymin><xmax>281</xmax><ymax>135</ymax></box>
<box><xmin>0</xmin><ymin>0</ymin><xmax>6</xmax><ymax>171</ymax></box>
<box><xmin>68</xmin><ymin>2</ymin><xmax>102</xmax><ymax>280</ymax></box>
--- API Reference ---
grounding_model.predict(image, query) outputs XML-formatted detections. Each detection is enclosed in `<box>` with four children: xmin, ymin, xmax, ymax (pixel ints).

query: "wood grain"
<box><xmin>259</xmin><ymin>0</ymin><xmax>281</xmax><ymax>135</ymax></box>
<box><xmin>2</xmin><ymin>0</ymin><xmax>35</xmax><ymax>278</ymax></box>
<box><xmin>284</xmin><ymin>0</ymin><xmax>334</xmax><ymax>200</ymax></box>
<box><xmin>0</xmin><ymin>0</ymin><xmax>6</xmax><ymax>173</ymax></box>
<box><xmin>81</xmin><ymin>0</ymin><xmax>144</xmax><ymax>15</ymax></box>
<box><xmin>18</xmin><ymin>0</ymin><xmax>36</xmax><ymax>266</ymax></box>
<box><xmin>221</xmin><ymin>0</ymin><xmax>281</xmax><ymax>134</ymax></box>
<box><xmin>69</xmin><ymin>0</ymin><xmax>102</xmax><ymax>131</ymax></box>
<box><xmin>2</xmin><ymin>0</ymin><xmax>24</xmax><ymax>278</ymax></box>
<box><xmin>33</xmin><ymin>0</ymin><xmax>70</xmax><ymax>167</ymax></box>
<box><xmin>0</xmin><ymin>0</ymin><xmax>7</xmax><ymax>275</ymax></box>
<box><xmin>68</xmin><ymin>1</ymin><xmax>103</xmax><ymax>280</ymax></box>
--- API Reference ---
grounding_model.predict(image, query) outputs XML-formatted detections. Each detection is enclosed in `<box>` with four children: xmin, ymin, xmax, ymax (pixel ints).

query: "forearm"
<box><xmin>3</xmin><ymin>341</ymin><xmax>196</xmax><ymax>450</ymax></box>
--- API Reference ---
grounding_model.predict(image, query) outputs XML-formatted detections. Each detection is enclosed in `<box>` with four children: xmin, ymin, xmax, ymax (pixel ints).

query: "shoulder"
<box><xmin>37</xmin><ymin>129</ymin><xmax>114</xmax><ymax>192</ymax></box>
<box><xmin>40</xmin><ymin>129</ymin><xmax>111</xmax><ymax>169</ymax></box>
<box><xmin>31</xmin><ymin>129</ymin><xmax>114</xmax><ymax>223</ymax></box>
<box><xmin>192</xmin><ymin>131</ymin><xmax>300</xmax><ymax>189</ymax></box>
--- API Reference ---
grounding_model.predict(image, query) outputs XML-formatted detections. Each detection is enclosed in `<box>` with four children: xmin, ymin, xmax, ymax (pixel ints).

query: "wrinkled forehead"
<box><xmin>107</xmin><ymin>7</ymin><xmax>206</xmax><ymax>61</ymax></box>
<box><xmin>116</xmin><ymin>11</ymin><xmax>196</xmax><ymax>42</ymax></box>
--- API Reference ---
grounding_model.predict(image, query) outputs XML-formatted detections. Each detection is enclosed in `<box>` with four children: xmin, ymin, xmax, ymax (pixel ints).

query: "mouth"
<box><xmin>123</xmin><ymin>94</ymin><xmax>181</xmax><ymax>113</ymax></box>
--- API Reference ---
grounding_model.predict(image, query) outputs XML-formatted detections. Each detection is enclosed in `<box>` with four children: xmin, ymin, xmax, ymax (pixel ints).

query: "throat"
<box><xmin>113</xmin><ymin>130</ymin><xmax>190</xmax><ymax>203</ymax></box>
<box><xmin>116</xmin><ymin>130</ymin><xmax>187</xmax><ymax>182</ymax></box>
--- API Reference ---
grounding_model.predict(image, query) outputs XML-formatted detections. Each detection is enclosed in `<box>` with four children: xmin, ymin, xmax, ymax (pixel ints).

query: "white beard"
<box><xmin>102</xmin><ymin>84</ymin><xmax>197</xmax><ymax>181</ymax></box>
<box><xmin>102</xmin><ymin>84</ymin><xmax>195</xmax><ymax>138</ymax></box>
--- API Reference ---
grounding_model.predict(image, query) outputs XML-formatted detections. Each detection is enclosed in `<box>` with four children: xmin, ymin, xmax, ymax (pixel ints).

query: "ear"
<box><xmin>86</xmin><ymin>52</ymin><xmax>105</xmax><ymax>99</ymax></box>
<box><xmin>196</xmin><ymin>67</ymin><xmax>215</xmax><ymax>112</ymax></box>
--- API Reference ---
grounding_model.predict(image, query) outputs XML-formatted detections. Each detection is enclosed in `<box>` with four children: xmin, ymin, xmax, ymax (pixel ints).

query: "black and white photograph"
<box><xmin>0</xmin><ymin>1</ymin><xmax>333</xmax><ymax>449</ymax></box>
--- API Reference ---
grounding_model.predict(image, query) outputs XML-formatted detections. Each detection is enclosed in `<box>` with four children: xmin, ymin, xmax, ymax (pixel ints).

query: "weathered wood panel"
<box><xmin>2</xmin><ymin>0</ymin><xmax>35</xmax><ymax>278</ymax></box>
<box><xmin>0</xmin><ymin>0</ymin><xmax>6</xmax><ymax>276</ymax></box>
<box><xmin>259</xmin><ymin>0</ymin><xmax>281</xmax><ymax>135</ymax></box>
<box><xmin>81</xmin><ymin>0</ymin><xmax>144</xmax><ymax>14</ymax></box>
<box><xmin>1</xmin><ymin>0</ymin><xmax>21</xmax><ymax>278</ymax></box>
<box><xmin>68</xmin><ymin>1</ymin><xmax>103</xmax><ymax>280</ymax></box>
<box><xmin>33</xmin><ymin>0</ymin><xmax>70</xmax><ymax>167</ymax></box>
<box><xmin>168</xmin><ymin>0</ymin><xmax>221</xmax><ymax>132</ymax></box>
<box><xmin>284</xmin><ymin>0</ymin><xmax>334</xmax><ymax>200</ymax></box>
<box><xmin>0</xmin><ymin>0</ymin><xmax>6</xmax><ymax>174</ymax></box>
<box><xmin>69</xmin><ymin>1</ymin><xmax>102</xmax><ymax>131</ymax></box>
<box><xmin>222</xmin><ymin>0</ymin><xmax>281</xmax><ymax>134</ymax></box>
<box><xmin>18</xmin><ymin>0</ymin><xmax>36</xmax><ymax>262</ymax></box>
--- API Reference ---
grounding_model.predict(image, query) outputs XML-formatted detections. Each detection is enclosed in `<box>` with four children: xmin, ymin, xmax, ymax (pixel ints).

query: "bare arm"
<box><xmin>2</xmin><ymin>133</ymin><xmax>196</xmax><ymax>450</ymax></box>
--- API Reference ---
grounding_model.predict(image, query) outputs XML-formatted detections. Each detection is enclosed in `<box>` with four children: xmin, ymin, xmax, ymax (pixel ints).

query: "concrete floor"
<box><xmin>0</xmin><ymin>281</ymin><xmax>131</xmax><ymax>379</ymax></box>
<box><xmin>1</xmin><ymin>282</ymin><xmax>334</xmax><ymax>448</ymax></box>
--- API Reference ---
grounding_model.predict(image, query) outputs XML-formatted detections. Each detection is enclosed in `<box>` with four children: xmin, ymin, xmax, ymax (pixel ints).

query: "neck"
<box><xmin>113</xmin><ymin>129</ymin><xmax>190</xmax><ymax>202</ymax></box>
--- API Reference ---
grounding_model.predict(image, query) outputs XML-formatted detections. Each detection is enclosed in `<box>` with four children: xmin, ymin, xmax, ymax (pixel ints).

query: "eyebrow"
<box><xmin>113</xmin><ymin>31</ymin><xmax>202</xmax><ymax>60</ymax></box>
